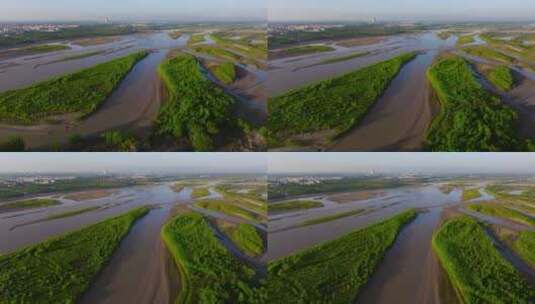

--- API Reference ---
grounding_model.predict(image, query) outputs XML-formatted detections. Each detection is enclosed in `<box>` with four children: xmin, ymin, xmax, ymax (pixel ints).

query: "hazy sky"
<box><xmin>0</xmin><ymin>0</ymin><xmax>266</xmax><ymax>22</ymax></box>
<box><xmin>269</xmin><ymin>0</ymin><xmax>535</xmax><ymax>22</ymax></box>
<box><xmin>269</xmin><ymin>153</ymin><xmax>535</xmax><ymax>175</ymax></box>
<box><xmin>0</xmin><ymin>153</ymin><xmax>266</xmax><ymax>174</ymax></box>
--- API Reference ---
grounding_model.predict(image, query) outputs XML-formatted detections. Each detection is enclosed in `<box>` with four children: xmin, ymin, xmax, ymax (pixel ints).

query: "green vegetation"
<box><xmin>156</xmin><ymin>53</ymin><xmax>236</xmax><ymax>151</ymax></box>
<box><xmin>216</xmin><ymin>185</ymin><xmax>267</xmax><ymax>214</ymax></box>
<box><xmin>267</xmin><ymin>210</ymin><xmax>417</xmax><ymax>303</ymax></box>
<box><xmin>426</xmin><ymin>56</ymin><xmax>518</xmax><ymax>151</ymax></box>
<box><xmin>438</xmin><ymin>32</ymin><xmax>453</xmax><ymax>40</ymax></box>
<box><xmin>161</xmin><ymin>212</ymin><xmax>265</xmax><ymax>303</ymax></box>
<box><xmin>44</xmin><ymin>206</ymin><xmax>101</xmax><ymax>221</ymax></box>
<box><xmin>101</xmin><ymin>130</ymin><xmax>139</xmax><ymax>152</ymax></box>
<box><xmin>0</xmin><ymin>198</ymin><xmax>61</xmax><ymax>213</ymax></box>
<box><xmin>513</xmin><ymin>231</ymin><xmax>535</xmax><ymax>267</ymax></box>
<box><xmin>188</xmin><ymin>34</ymin><xmax>205</xmax><ymax>46</ymax></box>
<box><xmin>313</xmin><ymin>51</ymin><xmax>370</xmax><ymax>65</ymax></box>
<box><xmin>193</xmin><ymin>45</ymin><xmax>241</xmax><ymax>62</ymax></box>
<box><xmin>467</xmin><ymin>203</ymin><xmax>535</xmax><ymax>226</ymax></box>
<box><xmin>486</xmin><ymin>66</ymin><xmax>514</xmax><ymax>91</ymax></box>
<box><xmin>432</xmin><ymin>216</ymin><xmax>534</xmax><ymax>304</ymax></box>
<box><xmin>268</xmin><ymin>53</ymin><xmax>416</xmax><ymax>146</ymax></box>
<box><xmin>0</xmin><ymin>24</ymin><xmax>137</xmax><ymax>48</ymax></box>
<box><xmin>57</xmin><ymin>50</ymin><xmax>106</xmax><ymax>62</ymax></box>
<box><xmin>195</xmin><ymin>200</ymin><xmax>260</xmax><ymax>222</ymax></box>
<box><xmin>22</xmin><ymin>44</ymin><xmax>71</xmax><ymax>54</ymax></box>
<box><xmin>0</xmin><ymin>207</ymin><xmax>149</xmax><ymax>303</ymax></box>
<box><xmin>210</xmin><ymin>62</ymin><xmax>236</xmax><ymax>85</ymax></box>
<box><xmin>457</xmin><ymin>35</ymin><xmax>475</xmax><ymax>46</ymax></box>
<box><xmin>463</xmin><ymin>46</ymin><xmax>515</xmax><ymax>64</ymax></box>
<box><xmin>0</xmin><ymin>51</ymin><xmax>148</xmax><ymax>124</ymax></box>
<box><xmin>220</xmin><ymin>223</ymin><xmax>264</xmax><ymax>256</ymax></box>
<box><xmin>462</xmin><ymin>188</ymin><xmax>482</xmax><ymax>201</ymax></box>
<box><xmin>210</xmin><ymin>33</ymin><xmax>267</xmax><ymax>62</ymax></box>
<box><xmin>278</xmin><ymin>45</ymin><xmax>335</xmax><ymax>57</ymax></box>
<box><xmin>192</xmin><ymin>187</ymin><xmax>211</xmax><ymax>199</ymax></box>
<box><xmin>269</xmin><ymin>200</ymin><xmax>323</xmax><ymax>213</ymax></box>
<box><xmin>269</xmin><ymin>24</ymin><xmax>411</xmax><ymax>48</ymax></box>
<box><xmin>300</xmin><ymin>209</ymin><xmax>365</xmax><ymax>227</ymax></box>
<box><xmin>269</xmin><ymin>176</ymin><xmax>408</xmax><ymax>200</ymax></box>
<box><xmin>0</xmin><ymin>136</ymin><xmax>25</xmax><ymax>152</ymax></box>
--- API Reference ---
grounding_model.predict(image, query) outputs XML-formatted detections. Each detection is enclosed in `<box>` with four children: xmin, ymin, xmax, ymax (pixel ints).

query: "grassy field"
<box><xmin>513</xmin><ymin>231</ymin><xmax>535</xmax><ymax>267</ymax></box>
<box><xmin>219</xmin><ymin>222</ymin><xmax>264</xmax><ymax>257</ymax></box>
<box><xmin>192</xmin><ymin>187</ymin><xmax>210</xmax><ymax>199</ymax></box>
<box><xmin>0</xmin><ymin>198</ymin><xmax>61</xmax><ymax>213</ymax></box>
<box><xmin>267</xmin><ymin>210</ymin><xmax>416</xmax><ymax>303</ymax></box>
<box><xmin>192</xmin><ymin>45</ymin><xmax>242</xmax><ymax>62</ymax></box>
<box><xmin>312</xmin><ymin>51</ymin><xmax>370</xmax><ymax>66</ymax></box>
<box><xmin>187</xmin><ymin>34</ymin><xmax>205</xmax><ymax>46</ymax></box>
<box><xmin>462</xmin><ymin>188</ymin><xmax>482</xmax><ymax>201</ymax></box>
<box><xmin>0</xmin><ymin>207</ymin><xmax>149</xmax><ymax>303</ymax></box>
<box><xmin>426</xmin><ymin>55</ymin><xmax>519</xmax><ymax>151</ymax></box>
<box><xmin>57</xmin><ymin>50</ymin><xmax>106</xmax><ymax>62</ymax></box>
<box><xmin>268</xmin><ymin>52</ymin><xmax>416</xmax><ymax>146</ymax></box>
<box><xmin>0</xmin><ymin>51</ymin><xmax>148</xmax><ymax>124</ymax></box>
<box><xmin>195</xmin><ymin>200</ymin><xmax>259</xmax><ymax>222</ymax></box>
<box><xmin>432</xmin><ymin>216</ymin><xmax>534</xmax><ymax>304</ymax></box>
<box><xmin>275</xmin><ymin>45</ymin><xmax>335</xmax><ymax>58</ymax></box>
<box><xmin>216</xmin><ymin>185</ymin><xmax>267</xmax><ymax>214</ymax></box>
<box><xmin>209</xmin><ymin>62</ymin><xmax>236</xmax><ymax>85</ymax></box>
<box><xmin>463</xmin><ymin>46</ymin><xmax>515</xmax><ymax>64</ymax></box>
<box><xmin>156</xmin><ymin>53</ymin><xmax>236</xmax><ymax>151</ymax></box>
<box><xmin>269</xmin><ymin>200</ymin><xmax>323</xmax><ymax>213</ymax></box>
<box><xmin>467</xmin><ymin>203</ymin><xmax>535</xmax><ymax>226</ymax></box>
<box><xmin>456</xmin><ymin>35</ymin><xmax>475</xmax><ymax>46</ymax></box>
<box><xmin>486</xmin><ymin>66</ymin><xmax>514</xmax><ymax>91</ymax></box>
<box><xmin>300</xmin><ymin>209</ymin><xmax>365</xmax><ymax>227</ymax></box>
<box><xmin>210</xmin><ymin>33</ymin><xmax>267</xmax><ymax>62</ymax></box>
<box><xmin>161</xmin><ymin>212</ymin><xmax>265</xmax><ymax>303</ymax></box>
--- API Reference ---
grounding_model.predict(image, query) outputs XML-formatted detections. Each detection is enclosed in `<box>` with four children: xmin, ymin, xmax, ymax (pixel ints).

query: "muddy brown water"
<box><xmin>355</xmin><ymin>208</ymin><xmax>459</xmax><ymax>304</ymax></box>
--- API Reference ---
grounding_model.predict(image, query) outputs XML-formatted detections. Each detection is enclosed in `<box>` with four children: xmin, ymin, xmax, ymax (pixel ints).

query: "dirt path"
<box><xmin>328</xmin><ymin>51</ymin><xmax>439</xmax><ymax>151</ymax></box>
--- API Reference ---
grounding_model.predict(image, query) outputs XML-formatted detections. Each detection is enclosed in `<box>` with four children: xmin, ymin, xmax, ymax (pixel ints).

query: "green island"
<box><xmin>300</xmin><ymin>209</ymin><xmax>365</xmax><ymax>227</ymax></box>
<box><xmin>161</xmin><ymin>212</ymin><xmax>266</xmax><ymax>303</ymax></box>
<box><xmin>193</xmin><ymin>45</ymin><xmax>242</xmax><ymax>62</ymax></box>
<box><xmin>156</xmin><ymin>53</ymin><xmax>237</xmax><ymax>151</ymax></box>
<box><xmin>0</xmin><ymin>198</ymin><xmax>61</xmax><ymax>213</ymax></box>
<box><xmin>426</xmin><ymin>55</ymin><xmax>519</xmax><ymax>151</ymax></box>
<box><xmin>168</xmin><ymin>31</ymin><xmax>182</xmax><ymax>39</ymax></box>
<box><xmin>513</xmin><ymin>231</ymin><xmax>535</xmax><ymax>267</ymax></box>
<box><xmin>195</xmin><ymin>200</ymin><xmax>259</xmax><ymax>222</ymax></box>
<box><xmin>462</xmin><ymin>188</ymin><xmax>482</xmax><ymax>201</ymax></box>
<box><xmin>432</xmin><ymin>216</ymin><xmax>534</xmax><ymax>304</ymax></box>
<box><xmin>456</xmin><ymin>35</ymin><xmax>475</xmax><ymax>46</ymax></box>
<box><xmin>309</xmin><ymin>51</ymin><xmax>370</xmax><ymax>67</ymax></box>
<box><xmin>209</xmin><ymin>62</ymin><xmax>236</xmax><ymax>85</ymax></box>
<box><xmin>463</xmin><ymin>46</ymin><xmax>515</xmax><ymax>64</ymax></box>
<box><xmin>485</xmin><ymin>185</ymin><xmax>535</xmax><ymax>213</ymax></box>
<box><xmin>215</xmin><ymin>186</ymin><xmax>267</xmax><ymax>215</ymax></box>
<box><xmin>467</xmin><ymin>203</ymin><xmax>535</xmax><ymax>226</ymax></box>
<box><xmin>191</xmin><ymin>187</ymin><xmax>211</xmax><ymax>199</ymax></box>
<box><xmin>44</xmin><ymin>206</ymin><xmax>101</xmax><ymax>221</ymax></box>
<box><xmin>0</xmin><ymin>51</ymin><xmax>148</xmax><ymax>124</ymax></box>
<box><xmin>267</xmin><ymin>210</ymin><xmax>417</xmax><ymax>303</ymax></box>
<box><xmin>187</xmin><ymin>34</ymin><xmax>205</xmax><ymax>46</ymax></box>
<box><xmin>16</xmin><ymin>44</ymin><xmax>71</xmax><ymax>55</ymax></box>
<box><xmin>268</xmin><ymin>52</ymin><xmax>416</xmax><ymax>146</ymax></box>
<box><xmin>486</xmin><ymin>66</ymin><xmax>514</xmax><ymax>91</ymax></box>
<box><xmin>219</xmin><ymin>222</ymin><xmax>264</xmax><ymax>257</ymax></box>
<box><xmin>0</xmin><ymin>207</ymin><xmax>149</xmax><ymax>303</ymax></box>
<box><xmin>269</xmin><ymin>200</ymin><xmax>323</xmax><ymax>213</ymax></box>
<box><xmin>210</xmin><ymin>33</ymin><xmax>267</xmax><ymax>62</ymax></box>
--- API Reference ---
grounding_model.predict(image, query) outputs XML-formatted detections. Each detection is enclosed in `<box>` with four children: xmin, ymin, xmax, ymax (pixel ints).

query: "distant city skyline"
<box><xmin>268</xmin><ymin>153</ymin><xmax>535</xmax><ymax>175</ymax></box>
<box><xmin>0</xmin><ymin>153</ymin><xmax>267</xmax><ymax>174</ymax></box>
<box><xmin>0</xmin><ymin>0</ymin><xmax>266</xmax><ymax>22</ymax></box>
<box><xmin>269</xmin><ymin>0</ymin><xmax>535</xmax><ymax>22</ymax></box>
